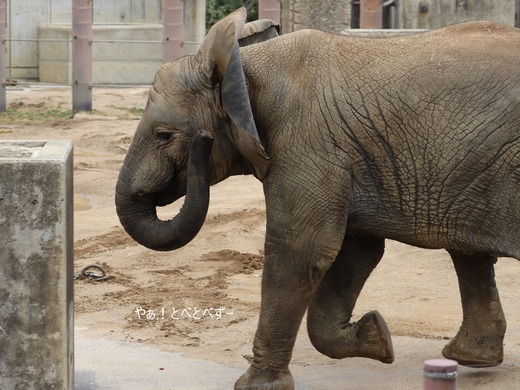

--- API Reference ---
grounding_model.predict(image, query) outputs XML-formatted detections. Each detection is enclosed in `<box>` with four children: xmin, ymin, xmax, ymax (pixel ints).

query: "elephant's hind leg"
<box><xmin>443</xmin><ymin>251</ymin><xmax>506</xmax><ymax>367</ymax></box>
<box><xmin>307</xmin><ymin>234</ymin><xmax>394</xmax><ymax>363</ymax></box>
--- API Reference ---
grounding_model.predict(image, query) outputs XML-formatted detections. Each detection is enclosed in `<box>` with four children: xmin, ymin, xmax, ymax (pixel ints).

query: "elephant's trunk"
<box><xmin>115</xmin><ymin>132</ymin><xmax>214</xmax><ymax>251</ymax></box>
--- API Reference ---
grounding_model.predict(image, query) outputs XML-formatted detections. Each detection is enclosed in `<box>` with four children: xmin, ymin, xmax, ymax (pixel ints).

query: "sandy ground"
<box><xmin>1</xmin><ymin>85</ymin><xmax>520</xmax><ymax>389</ymax></box>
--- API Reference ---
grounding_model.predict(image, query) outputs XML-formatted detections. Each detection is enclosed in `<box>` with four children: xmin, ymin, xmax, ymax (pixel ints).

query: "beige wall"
<box><xmin>281</xmin><ymin>0</ymin><xmax>515</xmax><ymax>33</ymax></box>
<box><xmin>47</xmin><ymin>0</ymin><xmax>162</xmax><ymax>24</ymax></box>
<box><xmin>7</xmin><ymin>0</ymin><xmax>162</xmax><ymax>81</ymax></box>
<box><xmin>399</xmin><ymin>0</ymin><xmax>515</xmax><ymax>29</ymax></box>
<box><xmin>6</xmin><ymin>1</ymin><xmax>517</xmax><ymax>81</ymax></box>
<box><xmin>281</xmin><ymin>0</ymin><xmax>352</xmax><ymax>33</ymax></box>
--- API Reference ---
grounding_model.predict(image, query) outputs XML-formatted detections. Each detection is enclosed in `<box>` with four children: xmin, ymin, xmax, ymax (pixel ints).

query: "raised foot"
<box><xmin>442</xmin><ymin>335</ymin><xmax>504</xmax><ymax>368</ymax></box>
<box><xmin>355</xmin><ymin>310</ymin><xmax>395</xmax><ymax>364</ymax></box>
<box><xmin>235</xmin><ymin>368</ymin><xmax>294</xmax><ymax>390</ymax></box>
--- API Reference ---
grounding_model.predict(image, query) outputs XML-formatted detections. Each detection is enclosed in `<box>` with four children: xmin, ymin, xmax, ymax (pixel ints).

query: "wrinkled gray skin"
<box><xmin>116</xmin><ymin>7</ymin><xmax>520</xmax><ymax>389</ymax></box>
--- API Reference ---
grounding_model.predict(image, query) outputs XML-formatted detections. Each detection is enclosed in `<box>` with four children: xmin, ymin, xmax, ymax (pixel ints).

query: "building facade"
<box><xmin>5</xmin><ymin>0</ymin><xmax>517</xmax><ymax>84</ymax></box>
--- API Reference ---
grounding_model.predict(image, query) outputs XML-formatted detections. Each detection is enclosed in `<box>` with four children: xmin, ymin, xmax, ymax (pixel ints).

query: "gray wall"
<box><xmin>281</xmin><ymin>0</ymin><xmax>515</xmax><ymax>33</ymax></box>
<box><xmin>7</xmin><ymin>0</ymin><xmax>162</xmax><ymax>80</ymax></box>
<box><xmin>5</xmin><ymin>0</ymin><xmax>517</xmax><ymax>83</ymax></box>
<box><xmin>282</xmin><ymin>0</ymin><xmax>352</xmax><ymax>33</ymax></box>
<box><xmin>48</xmin><ymin>0</ymin><xmax>163</xmax><ymax>24</ymax></box>
<box><xmin>399</xmin><ymin>0</ymin><xmax>515</xmax><ymax>29</ymax></box>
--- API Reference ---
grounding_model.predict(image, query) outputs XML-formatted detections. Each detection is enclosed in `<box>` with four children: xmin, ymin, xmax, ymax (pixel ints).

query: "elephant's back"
<box><xmin>334</xmin><ymin>23</ymin><xmax>520</xmax><ymax>259</ymax></box>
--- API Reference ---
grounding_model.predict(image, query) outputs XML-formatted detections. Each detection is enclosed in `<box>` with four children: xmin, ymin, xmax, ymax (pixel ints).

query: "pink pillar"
<box><xmin>259</xmin><ymin>0</ymin><xmax>280</xmax><ymax>24</ymax></box>
<box><xmin>163</xmin><ymin>0</ymin><xmax>184</xmax><ymax>63</ymax></box>
<box><xmin>0</xmin><ymin>0</ymin><xmax>6</xmax><ymax>112</ymax></box>
<box><xmin>72</xmin><ymin>0</ymin><xmax>92</xmax><ymax>113</ymax></box>
<box><xmin>360</xmin><ymin>0</ymin><xmax>383</xmax><ymax>29</ymax></box>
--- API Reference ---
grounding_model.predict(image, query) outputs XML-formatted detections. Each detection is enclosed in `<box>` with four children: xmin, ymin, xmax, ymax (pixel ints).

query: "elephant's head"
<box><xmin>115</xmin><ymin>8</ymin><xmax>277</xmax><ymax>251</ymax></box>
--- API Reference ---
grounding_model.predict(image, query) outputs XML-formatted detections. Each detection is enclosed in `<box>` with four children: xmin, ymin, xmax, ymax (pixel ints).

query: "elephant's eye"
<box><xmin>157</xmin><ymin>130</ymin><xmax>173</xmax><ymax>141</ymax></box>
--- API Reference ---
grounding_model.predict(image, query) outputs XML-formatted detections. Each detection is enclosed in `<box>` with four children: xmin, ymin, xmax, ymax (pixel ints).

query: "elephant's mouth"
<box><xmin>151</xmin><ymin>168</ymin><xmax>188</xmax><ymax>207</ymax></box>
<box><xmin>115</xmin><ymin>132</ymin><xmax>214</xmax><ymax>251</ymax></box>
<box><xmin>155</xmin><ymin>183</ymin><xmax>185</xmax><ymax>207</ymax></box>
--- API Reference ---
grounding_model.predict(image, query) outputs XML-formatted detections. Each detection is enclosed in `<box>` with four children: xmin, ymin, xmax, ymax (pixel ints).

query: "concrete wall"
<box><xmin>38</xmin><ymin>24</ymin><xmax>163</xmax><ymax>85</ymax></box>
<box><xmin>7</xmin><ymin>0</ymin><xmax>163</xmax><ymax>82</ymax></box>
<box><xmin>282</xmin><ymin>0</ymin><xmax>515</xmax><ymax>33</ymax></box>
<box><xmin>8</xmin><ymin>0</ymin><xmax>207</xmax><ymax>84</ymax></box>
<box><xmin>282</xmin><ymin>0</ymin><xmax>352</xmax><ymax>33</ymax></box>
<box><xmin>6</xmin><ymin>1</ymin><xmax>517</xmax><ymax>83</ymax></box>
<box><xmin>6</xmin><ymin>1</ymin><xmax>48</xmax><ymax>79</ymax></box>
<box><xmin>48</xmin><ymin>0</ymin><xmax>162</xmax><ymax>23</ymax></box>
<box><xmin>0</xmin><ymin>140</ymin><xmax>74</xmax><ymax>389</ymax></box>
<box><xmin>399</xmin><ymin>0</ymin><xmax>515</xmax><ymax>29</ymax></box>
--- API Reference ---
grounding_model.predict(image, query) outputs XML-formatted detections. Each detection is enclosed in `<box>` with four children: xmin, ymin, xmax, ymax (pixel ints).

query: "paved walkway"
<box><xmin>75</xmin><ymin>328</ymin><xmax>520</xmax><ymax>390</ymax></box>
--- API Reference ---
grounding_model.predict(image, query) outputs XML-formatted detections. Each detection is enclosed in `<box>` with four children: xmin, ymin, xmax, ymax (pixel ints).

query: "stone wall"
<box><xmin>6</xmin><ymin>0</ymin><xmax>517</xmax><ymax>83</ymax></box>
<box><xmin>7</xmin><ymin>0</ymin><xmax>163</xmax><ymax>83</ymax></box>
<box><xmin>281</xmin><ymin>0</ymin><xmax>515</xmax><ymax>33</ymax></box>
<box><xmin>0</xmin><ymin>140</ymin><xmax>74</xmax><ymax>389</ymax></box>
<box><xmin>399</xmin><ymin>0</ymin><xmax>515</xmax><ymax>29</ymax></box>
<box><xmin>38</xmin><ymin>24</ymin><xmax>163</xmax><ymax>85</ymax></box>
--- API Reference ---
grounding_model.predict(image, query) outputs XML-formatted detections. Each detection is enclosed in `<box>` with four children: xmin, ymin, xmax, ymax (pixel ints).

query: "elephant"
<box><xmin>115</xmin><ymin>7</ymin><xmax>520</xmax><ymax>389</ymax></box>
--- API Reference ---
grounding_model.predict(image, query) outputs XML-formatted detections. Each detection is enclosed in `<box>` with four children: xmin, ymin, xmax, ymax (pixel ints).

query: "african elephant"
<box><xmin>115</xmin><ymin>7</ymin><xmax>520</xmax><ymax>389</ymax></box>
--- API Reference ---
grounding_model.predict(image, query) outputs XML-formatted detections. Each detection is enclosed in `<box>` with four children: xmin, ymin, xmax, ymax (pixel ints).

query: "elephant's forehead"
<box><xmin>146</xmin><ymin>85</ymin><xmax>192</xmax><ymax>127</ymax></box>
<box><xmin>153</xmin><ymin>58</ymin><xmax>193</xmax><ymax>91</ymax></box>
<box><xmin>155</xmin><ymin>60</ymin><xmax>183</xmax><ymax>80</ymax></box>
<box><xmin>145</xmin><ymin>56</ymin><xmax>201</xmax><ymax>125</ymax></box>
<box><xmin>152</xmin><ymin>71</ymin><xmax>181</xmax><ymax>97</ymax></box>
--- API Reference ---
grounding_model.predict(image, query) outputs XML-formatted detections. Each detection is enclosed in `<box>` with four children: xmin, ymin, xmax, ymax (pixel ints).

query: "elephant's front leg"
<box><xmin>307</xmin><ymin>234</ymin><xmax>394</xmax><ymax>363</ymax></box>
<box><xmin>443</xmin><ymin>251</ymin><xmax>506</xmax><ymax>367</ymax></box>
<box><xmin>235</xmin><ymin>191</ymin><xmax>347</xmax><ymax>389</ymax></box>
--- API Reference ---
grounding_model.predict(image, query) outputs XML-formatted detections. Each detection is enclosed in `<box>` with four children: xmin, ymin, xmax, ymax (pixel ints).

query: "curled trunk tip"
<box><xmin>116</xmin><ymin>131</ymin><xmax>214</xmax><ymax>251</ymax></box>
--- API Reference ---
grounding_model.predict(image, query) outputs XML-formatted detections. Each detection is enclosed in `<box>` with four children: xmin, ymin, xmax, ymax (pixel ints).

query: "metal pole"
<box><xmin>72</xmin><ymin>0</ymin><xmax>92</xmax><ymax>114</ymax></box>
<box><xmin>516</xmin><ymin>0</ymin><xmax>520</xmax><ymax>28</ymax></box>
<box><xmin>163</xmin><ymin>0</ymin><xmax>184</xmax><ymax>63</ymax></box>
<box><xmin>0</xmin><ymin>0</ymin><xmax>6</xmax><ymax>112</ymax></box>
<box><xmin>360</xmin><ymin>0</ymin><xmax>383</xmax><ymax>29</ymax></box>
<box><xmin>259</xmin><ymin>0</ymin><xmax>281</xmax><ymax>24</ymax></box>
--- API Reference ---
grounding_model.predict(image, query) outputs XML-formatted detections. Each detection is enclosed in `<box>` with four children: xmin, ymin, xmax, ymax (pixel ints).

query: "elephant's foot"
<box><xmin>309</xmin><ymin>310</ymin><xmax>394</xmax><ymax>363</ymax></box>
<box><xmin>442</xmin><ymin>332</ymin><xmax>504</xmax><ymax>368</ymax></box>
<box><xmin>235</xmin><ymin>367</ymin><xmax>294</xmax><ymax>390</ymax></box>
<box><xmin>443</xmin><ymin>315</ymin><xmax>506</xmax><ymax>368</ymax></box>
<box><xmin>442</xmin><ymin>299</ymin><xmax>506</xmax><ymax>368</ymax></box>
<box><xmin>353</xmin><ymin>310</ymin><xmax>395</xmax><ymax>363</ymax></box>
<box><xmin>444</xmin><ymin>252</ymin><xmax>507</xmax><ymax>367</ymax></box>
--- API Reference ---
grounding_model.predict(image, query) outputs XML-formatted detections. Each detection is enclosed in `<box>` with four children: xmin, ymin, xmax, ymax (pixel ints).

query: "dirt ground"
<box><xmin>1</xmin><ymin>85</ymin><xmax>520</xmax><ymax>389</ymax></box>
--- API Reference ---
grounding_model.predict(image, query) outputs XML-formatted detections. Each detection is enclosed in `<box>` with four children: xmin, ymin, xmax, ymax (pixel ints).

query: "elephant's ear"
<box><xmin>239</xmin><ymin>19</ymin><xmax>280</xmax><ymax>47</ymax></box>
<box><xmin>197</xmin><ymin>7</ymin><xmax>269</xmax><ymax>180</ymax></box>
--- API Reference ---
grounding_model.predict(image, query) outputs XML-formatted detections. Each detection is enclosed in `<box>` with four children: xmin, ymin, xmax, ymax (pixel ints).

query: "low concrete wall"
<box><xmin>341</xmin><ymin>28</ymin><xmax>428</xmax><ymax>38</ymax></box>
<box><xmin>399</xmin><ymin>0</ymin><xmax>515</xmax><ymax>29</ymax></box>
<box><xmin>0</xmin><ymin>140</ymin><xmax>74</xmax><ymax>389</ymax></box>
<box><xmin>38</xmin><ymin>24</ymin><xmax>163</xmax><ymax>84</ymax></box>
